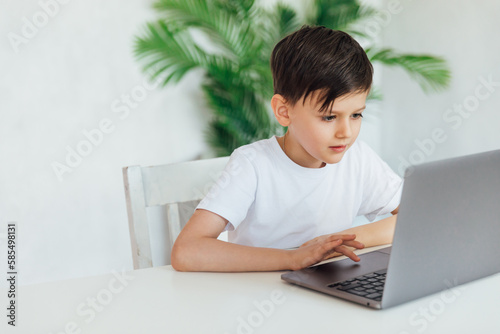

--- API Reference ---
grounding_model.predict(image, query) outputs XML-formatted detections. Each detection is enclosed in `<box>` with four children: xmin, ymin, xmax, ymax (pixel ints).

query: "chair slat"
<box><xmin>122</xmin><ymin>157</ymin><xmax>229</xmax><ymax>269</ymax></box>
<box><xmin>141</xmin><ymin>157</ymin><xmax>229</xmax><ymax>206</ymax></box>
<box><xmin>123</xmin><ymin>166</ymin><xmax>153</xmax><ymax>269</ymax></box>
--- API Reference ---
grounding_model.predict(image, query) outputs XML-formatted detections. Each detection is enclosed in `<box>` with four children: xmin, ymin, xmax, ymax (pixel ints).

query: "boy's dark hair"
<box><xmin>270</xmin><ymin>25</ymin><xmax>373</xmax><ymax>112</ymax></box>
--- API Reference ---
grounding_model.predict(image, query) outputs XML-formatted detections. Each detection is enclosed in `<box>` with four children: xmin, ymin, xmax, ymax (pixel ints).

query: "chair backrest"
<box><xmin>122</xmin><ymin>157</ymin><xmax>230</xmax><ymax>269</ymax></box>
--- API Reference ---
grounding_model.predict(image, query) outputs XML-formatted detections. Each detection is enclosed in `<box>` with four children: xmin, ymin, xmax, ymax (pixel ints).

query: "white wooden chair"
<box><xmin>122</xmin><ymin>157</ymin><xmax>229</xmax><ymax>269</ymax></box>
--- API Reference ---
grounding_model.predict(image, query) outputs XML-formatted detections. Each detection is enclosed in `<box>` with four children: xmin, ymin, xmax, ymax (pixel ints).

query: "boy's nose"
<box><xmin>335</xmin><ymin>120</ymin><xmax>352</xmax><ymax>139</ymax></box>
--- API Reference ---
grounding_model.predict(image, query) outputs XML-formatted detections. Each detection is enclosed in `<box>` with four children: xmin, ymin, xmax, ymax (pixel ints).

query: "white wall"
<box><xmin>0</xmin><ymin>0</ymin><xmax>210</xmax><ymax>286</ymax></box>
<box><xmin>379</xmin><ymin>0</ymin><xmax>500</xmax><ymax>173</ymax></box>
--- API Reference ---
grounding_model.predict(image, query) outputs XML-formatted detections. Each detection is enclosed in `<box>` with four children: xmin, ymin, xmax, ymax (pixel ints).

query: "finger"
<box><xmin>325</xmin><ymin>238</ymin><xmax>343</xmax><ymax>249</ymax></box>
<box><xmin>319</xmin><ymin>239</ymin><xmax>343</xmax><ymax>255</ymax></box>
<box><xmin>334</xmin><ymin>245</ymin><xmax>361</xmax><ymax>262</ymax></box>
<box><xmin>324</xmin><ymin>234</ymin><xmax>354</xmax><ymax>245</ymax></box>
<box><xmin>323</xmin><ymin>251</ymin><xmax>341</xmax><ymax>260</ymax></box>
<box><xmin>298</xmin><ymin>239</ymin><xmax>343</xmax><ymax>268</ymax></box>
<box><xmin>342</xmin><ymin>240</ymin><xmax>365</xmax><ymax>249</ymax></box>
<box><xmin>330</xmin><ymin>234</ymin><xmax>357</xmax><ymax>241</ymax></box>
<box><xmin>305</xmin><ymin>234</ymin><xmax>356</xmax><ymax>248</ymax></box>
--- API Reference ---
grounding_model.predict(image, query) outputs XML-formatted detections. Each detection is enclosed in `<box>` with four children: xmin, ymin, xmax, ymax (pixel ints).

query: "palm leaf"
<box><xmin>276</xmin><ymin>4</ymin><xmax>302</xmax><ymax>38</ymax></box>
<box><xmin>134</xmin><ymin>20</ymin><xmax>207</xmax><ymax>86</ymax></box>
<box><xmin>203</xmin><ymin>75</ymin><xmax>275</xmax><ymax>153</ymax></box>
<box><xmin>367</xmin><ymin>47</ymin><xmax>451</xmax><ymax>92</ymax></box>
<box><xmin>153</xmin><ymin>0</ymin><xmax>262</xmax><ymax>60</ymax></box>
<box><xmin>199</xmin><ymin>51</ymin><xmax>276</xmax><ymax>153</ymax></box>
<box><xmin>308</xmin><ymin>0</ymin><xmax>377</xmax><ymax>38</ymax></box>
<box><xmin>213</xmin><ymin>0</ymin><xmax>256</xmax><ymax>19</ymax></box>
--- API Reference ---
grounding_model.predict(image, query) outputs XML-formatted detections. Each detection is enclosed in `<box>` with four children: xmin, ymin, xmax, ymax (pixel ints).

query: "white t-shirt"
<box><xmin>197</xmin><ymin>136</ymin><xmax>403</xmax><ymax>249</ymax></box>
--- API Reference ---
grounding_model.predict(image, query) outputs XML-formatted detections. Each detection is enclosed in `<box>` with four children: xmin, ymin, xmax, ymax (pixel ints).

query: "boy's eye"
<box><xmin>352</xmin><ymin>113</ymin><xmax>364</xmax><ymax>119</ymax></box>
<box><xmin>322</xmin><ymin>115</ymin><xmax>336</xmax><ymax>121</ymax></box>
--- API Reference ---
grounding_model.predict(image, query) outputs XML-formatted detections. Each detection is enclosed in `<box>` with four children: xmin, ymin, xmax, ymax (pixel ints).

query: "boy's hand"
<box><xmin>290</xmin><ymin>234</ymin><xmax>364</xmax><ymax>270</ymax></box>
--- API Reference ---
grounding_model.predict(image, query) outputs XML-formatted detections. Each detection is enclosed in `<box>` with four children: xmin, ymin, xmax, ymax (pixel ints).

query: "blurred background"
<box><xmin>1</xmin><ymin>0</ymin><xmax>499</xmax><ymax>286</ymax></box>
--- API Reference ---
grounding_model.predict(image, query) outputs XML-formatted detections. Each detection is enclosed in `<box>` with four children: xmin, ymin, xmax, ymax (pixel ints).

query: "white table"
<box><xmin>3</xmin><ymin>247</ymin><xmax>500</xmax><ymax>334</ymax></box>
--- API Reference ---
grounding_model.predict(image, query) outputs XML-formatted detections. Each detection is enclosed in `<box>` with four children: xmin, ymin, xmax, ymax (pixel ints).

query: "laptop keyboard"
<box><xmin>327</xmin><ymin>269</ymin><xmax>386</xmax><ymax>301</ymax></box>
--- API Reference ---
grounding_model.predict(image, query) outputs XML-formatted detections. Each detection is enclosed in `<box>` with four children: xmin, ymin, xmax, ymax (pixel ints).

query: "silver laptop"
<box><xmin>281</xmin><ymin>149</ymin><xmax>500</xmax><ymax>309</ymax></box>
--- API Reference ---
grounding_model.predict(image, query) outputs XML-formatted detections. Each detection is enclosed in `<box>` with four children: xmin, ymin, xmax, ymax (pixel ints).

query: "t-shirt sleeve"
<box><xmin>196</xmin><ymin>149</ymin><xmax>257</xmax><ymax>231</ymax></box>
<box><xmin>356</xmin><ymin>141</ymin><xmax>403</xmax><ymax>222</ymax></box>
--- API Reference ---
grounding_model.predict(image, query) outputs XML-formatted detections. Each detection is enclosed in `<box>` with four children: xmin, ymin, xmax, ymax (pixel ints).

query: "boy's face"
<box><xmin>279</xmin><ymin>90</ymin><xmax>368</xmax><ymax>168</ymax></box>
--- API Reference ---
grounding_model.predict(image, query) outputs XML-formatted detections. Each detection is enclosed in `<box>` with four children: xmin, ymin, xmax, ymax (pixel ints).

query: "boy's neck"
<box><xmin>278</xmin><ymin>134</ymin><xmax>326</xmax><ymax>169</ymax></box>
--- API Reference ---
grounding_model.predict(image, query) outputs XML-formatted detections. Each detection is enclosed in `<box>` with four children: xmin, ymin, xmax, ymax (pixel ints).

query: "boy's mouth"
<box><xmin>329</xmin><ymin>145</ymin><xmax>347</xmax><ymax>153</ymax></box>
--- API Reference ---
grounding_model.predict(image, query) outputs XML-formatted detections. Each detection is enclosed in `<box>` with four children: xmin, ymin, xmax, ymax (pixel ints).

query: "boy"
<box><xmin>171</xmin><ymin>26</ymin><xmax>402</xmax><ymax>272</ymax></box>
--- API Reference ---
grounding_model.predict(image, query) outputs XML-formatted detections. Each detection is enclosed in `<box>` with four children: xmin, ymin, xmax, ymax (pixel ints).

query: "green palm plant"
<box><xmin>134</xmin><ymin>0</ymin><xmax>451</xmax><ymax>156</ymax></box>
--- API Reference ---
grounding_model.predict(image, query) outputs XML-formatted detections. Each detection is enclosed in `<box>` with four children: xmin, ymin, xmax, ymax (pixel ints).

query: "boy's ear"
<box><xmin>271</xmin><ymin>94</ymin><xmax>291</xmax><ymax>127</ymax></box>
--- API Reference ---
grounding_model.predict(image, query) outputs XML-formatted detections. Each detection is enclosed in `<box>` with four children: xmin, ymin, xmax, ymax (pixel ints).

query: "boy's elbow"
<box><xmin>171</xmin><ymin>240</ymin><xmax>192</xmax><ymax>272</ymax></box>
<box><xmin>170</xmin><ymin>253</ymin><xmax>184</xmax><ymax>272</ymax></box>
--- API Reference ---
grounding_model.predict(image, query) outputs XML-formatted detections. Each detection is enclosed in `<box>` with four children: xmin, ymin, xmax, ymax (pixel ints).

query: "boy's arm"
<box><xmin>300</xmin><ymin>207</ymin><xmax>398</xmax><ymax>256</ymax></box>
<box><xmin>344</xmin><ymin>206</ymin><xmax>399</xmax><ymax>247</ymax></box>
<box><xmin>341</xmin><ymin>212</ymin><xmax>397</xmax><ymax>248</ymax></box>
<box><xmin>171</xmin><ymin>209</ymin><xmax>364</xmax><ymax>272</ymax></box>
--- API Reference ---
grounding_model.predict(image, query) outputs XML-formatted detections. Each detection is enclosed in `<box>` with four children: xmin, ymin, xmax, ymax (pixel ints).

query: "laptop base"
<box><xmin>281</xmin><ymin>247</ymin><xmax>391</xmax><ymax>309</ymax></box>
